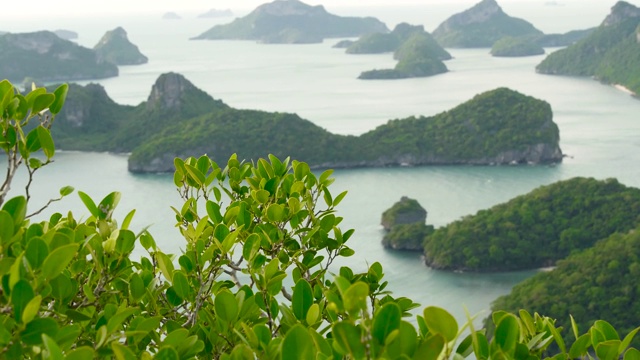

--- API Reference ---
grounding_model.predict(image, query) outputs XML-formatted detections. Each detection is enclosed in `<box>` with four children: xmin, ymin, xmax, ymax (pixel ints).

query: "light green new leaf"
<box><xmin>59</xmin><ymin>186</ymin><xmax>74</xmax><ymax>197</ymax></box>
<box><xmin>112</xmin><ymin>342</ymin><xmax>137</xmax><ymax>360</ymax></box>
<box><xmin>414</xmin><ymin>334</ymin><xmax>445</xmax><ymax>360</ymax></box>
<box><xmin>49</xmin><ymin>83</ymin><xmax>69</xmax><ymax>115</ymax></box>
<box><xmin>41</xmin><ymin>243</ymin><xmax>79</xmax><ymax>281</ymax></box>
<box><xmin>423</xmin><ymin>306</ymin><xmax>458</xmax><ymax>343</ymax></box>
<box><xmin>215</xmin><ymin>290</ymin><xmax>239</xmax><ymax>323</ymax></box>
<box><xmin>494</xmin><ymin>314</ymin><xmax>519</xmax><ymax>353</ymax></box>
<box><xmin>624</xmin><ymin>348</ymin><xmax>640</xmax><ymax>360</ymax></box>
<box><xmin>596</xmin><ymin>340</ymin><xmax>622</xmax><ymax>360</ymax></box>
<box><xmin>42</xmin><ymin>334</ymin><xmax>64</xmax><ymax>360</ymax></box>
<box><xmin>266</xmin><ymin>203</ymin><xmax>285</xmax><ymax>222</ymax></box>
<box><xmin>569</xmin><ymin>333</ymin><xmax>592</xmax><ymax>358</ymax></box>
<box><xmin>78</xmin><ymin>191</ymin><xmax>100</xmax><ymax>218</ymax></box>
<box><xmin>11</xmin><ymin>280</ymin><xmax>35</xmax><ymax>323</ymax></box>
<box><xmin>155</xmin><ymin>347</ymin><xmax>180</xmax><ymax>360</ymax></box>
<box><xmin>36</xmin><ymin>126</ymin><xmax>55</xmax><ymax>159</ymax></box>
<box><xmin>156</xmin><ymin>252</ymin><xmax>175</xmax><ymax>283</ymax></box>
<box><xmin>332</xmin><ymin>322</ymin><xmax>365</xmax><ymax>358</ymax></box>
<box><xmin>64</xmin><ymin>347</ymin><xmax>95</xmax><ymax>360</ymax></box>
<box><xmin>107</xmin><ymin>307</ymin><xmax>139</xmax><ymax>334</ymax></box>
<box><xmin>373</xmin><ymin>302</ymin><xmax>402</xmax><ymax>345</ymax></box>
<box><xmin>621</xmin><ymin>327</ymin><xmax>640</xmax><ymax>354</ymax></box>
<box><xmin>172</xmin><ymin>270</ymin><xmax>190</xmax><ymax>300</ymax></box>
<box><xmin>32</xmin><ymin>93</ymin><xmax>55</xmax><ymax>114</ymax></box>
<box><xmin>343</xmin><ymin>281</ymin><xmax>369</xmax><ymax>315</ymax></box>
<box><xmin>22</xmin><ymin>295</ymin><xmax>42</xmax><ymax>325</ymax></box>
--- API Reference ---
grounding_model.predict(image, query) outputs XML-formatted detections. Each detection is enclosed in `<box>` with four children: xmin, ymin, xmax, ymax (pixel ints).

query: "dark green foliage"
<box><xmin>381</xmin><ymin>196</ymin><xmax>427</xmax><ymax>230</ymax></box>
<box><xmin>0</xmin><ymin>31</ymin><xmax>118</xmax><ymax>82</ymax></box>
<box><xmin>346</xmin><ymin>23</ymin><xmax>432</xmax><ymax>55</ymax></box>
<box><xmin>491</xmin><ymin>36</ymin><xmax>545</xmax><ymax>57</ymax></box>
<box><xmin>192</xmin><ymin>0</ymin><xmax>388</xmax><ymax>44</ymax></box>
<box><xmin>382</xmin><ymin>223</ymin><xmax>434</xmax><ymax>251</ymax></box>
<box><xmin>394</xmin><ymin>32</ymin><xmax>452</xmax><ymax>61</ymax></box>
<box><xmin>534</xmin><ymin>28</ymin><xmax>595</xmax><ymax>47</ymax></box>
<box><xmin>536</xmin><ymin>16</ymin><xmax>640</xmax><ymax>94</ymax></box>
<box><xmin>93</xmin><ymin>27</ymin><xmax>148</xmax><ymax>65</ymax></box>
<box><xmin>424</xmin><ymin>178</ymin><xmax>640</xmax><ymax>271</ymax></box>
<box><xmin>432</xmin><ymin>0</ymin><xmax>543</xmax><ymax>48</ymax></box>
<box><xmin>491</xmin><ymin>227</ymin><xmax>640</xmax><ymax>349</ymax></box>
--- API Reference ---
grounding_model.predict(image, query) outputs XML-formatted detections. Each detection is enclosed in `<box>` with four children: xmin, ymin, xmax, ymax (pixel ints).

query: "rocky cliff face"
<box><xmin>94</xmin><ymin>27</ymin><xmax>148</xmax><ymax>65</ymax></box>
<box><xmin>146</xmin><ymin>72</ymin><xmax>197</xmax><ymax>111</ymax></box>
<box><xmin>603</xmin><ymin>1</ymin><xmax>640</xmax><ymax>27</ymax></box>
<box><xmin>436</xmin><ymin>0</ymin><xmax>501</xmax><ymax>32</ymax></box>
<box><xmin>381</xmin><ymin>196</ymin><xmax>427</xmax><ymax>231</ymax></box>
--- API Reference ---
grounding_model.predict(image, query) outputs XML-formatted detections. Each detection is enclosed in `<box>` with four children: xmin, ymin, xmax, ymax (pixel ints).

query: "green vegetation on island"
<box><xmin>53</xmin><ymin>29</ymin><xmax>78</xmax><ymax>40</ymax></box>
<box><xmin>381</xmin><ymin>197</ymin><xmax>433</xmax><ymax>251</ymax></box>
<box><xmin>3</xmin><ymin>78</ymin><xmax>638</xmax><ymax>359</ymax></box>
<box><xmin>93</xmin><ymin>27</ymin><xmax>148</xmax><ymax>65</ymax></box>
<box><xmin>536</xmin><ymin>1</ymin><xmax>640</xmax><ymax>94</ymax></box>
<box><xmin>191</xmin><ymin>0</ymin><xmax>388</xmax><ymax>44</ymax></box>
<box><xmin>491</xmin><ymin>36</ymin><xmax>545</xmax><ymax>57</ymax></box>
<box><xmin>48</xmin><ymin>74</ymin><xmax>563</xmax><ymax>172</ymax></box>
<box><xmin>491</xmin><ymin>226</ymin><xmax>640</xmax><ymax>349</ymax></box>
<box><xmin>423</xmin><ymin>177</ymin><xmax>640</xmax><ymax>272</ymax></box>
<box><xmin>0</xmin><ymin>31</ymin><xmax>118</xmax><ymax>82</ymax></box>
<box><xmin>358</xmin><ymin>32</ymin><xmax>451</xmax><ymax>80</ymax></box>
<box><xmin>432</xmin><ymin>0</ymin><xmax>543</xmax><ymax>48</ymax></box>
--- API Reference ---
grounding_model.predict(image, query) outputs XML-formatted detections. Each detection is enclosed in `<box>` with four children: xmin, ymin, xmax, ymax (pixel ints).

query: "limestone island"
<box><xmin>332</xmin><ymin>40</ymin><xmax>354</xmax><ymax>48</ymax></box>
<box><xmin>381</xmin><ymin>197</ymin><xmax>434</xmax><ymax>251</ymax></box>
<box><xmin>191</xmin><ymin>0</ymin><xmax>388</xmax><ymax>44</ymax></box>
<box><xmin>197</xmin><ymin>9</ymin><xmax>234</xmax><ymax>18</ymax></box>
<box><xmin>162</xmin><ymin>12</ymin><xmax>182</xmax><ymax>20</ymax></box>
<box><xmin>536</xmin><ymin>1</ymin><xmax>640</xmax><ymax>95</ymax></box>
<box><xmin>432</xmin><ymin>0</ymin><xmax>543</xmax><ymax>48</ymax></box>
<box><xmin>358</xmin><ymin>29</ymin><xmax>452</xmax><ymax>80</ymax></box>
<box><xmin>0</xmin><ymin>31</ymin><xmax>118</xmax><ymax>82</ymax></box>
<box><xmin>45</xmin><ymin>73</ymin><xmax>563</xmax><ymax>173</ymax></box>
<box><xmin>53</xmin><ymin>29</ymin><xmax>78</xmax><ymax>40</ymax></box>
<box><xmin>423</xmin><ymin>177</ymin><xmax>640</xmax><ymax>272</ymax></box>
<box><xmin>490</xmin><ymin>36</ymin><xmax>545</xmax><ymax>57</ymax></box>
<box><xmin>94</xmin><ymin>27</ymin><xmax>148</xmax><ymax>65</ymax></box>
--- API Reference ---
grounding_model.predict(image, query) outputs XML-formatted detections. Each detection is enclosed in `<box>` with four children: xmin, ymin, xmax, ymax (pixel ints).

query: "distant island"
<box><xmin>432</xmin><ymin>0</ymin><xmax>543</xmax><ymax>48</ymax></box>
<box><xmin>381</xmin><ymin>197</ymin><xmax>433</xmax><ymax>251</ymax></box>
<box><xmin>48</xmin><ymin>73</ymin><xmax>563</xmax><ymax>173</ymax></box>
<box><xmin>422</xmin><ymin>177</ymin><xmax>640</xmax><ymax>272</ymax></box>
<box><xmin>536</xmin><ymin>1</ymin><xmax>640</xmax><ymax>95</ymax></box>
<box><xmin>0</xmin><ymin>31</ymin><xmax>118</xmax><ymax>82</ymax></box>
<box><xmin>94</xmin><ymin>27</ymin><xmax>148</xmax><ymax>65</ymax></box>
<box><xmin>197</xmin><ymin>9</ymin><xmax>233</xmax><ymax>18</ymax></box>
<box><xmin>53</xmin><ymin>29</ymin><xmax>78</xmax><ymax>40</ymax></box>
<box><xmin>490</xmin><ymin>36</ymin><xmax>544</xmax><ymax>57</ymax></box>
<box><xmin>162</xmin><ymin>12</ymin><xmax>182</xmax><ymax>20</ymax></box>
<box><xmin>355</xmin><ymin>25</ymin><xmax>452</xmax><ymax>80</ymax></box>
<box><xmin>191</xmin><ymin>0</ymin><xmax>388</xmax><ymax>44</ymax></box>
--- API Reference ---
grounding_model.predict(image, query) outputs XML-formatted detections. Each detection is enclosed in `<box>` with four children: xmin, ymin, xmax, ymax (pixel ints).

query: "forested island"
<box><xmin>536</xmin><ymin>1</ymin><xmax>640</xmax><ymax>95</ymax></box>
<box><xmin>422</xmin><ymin>178</ymin><xmax>640</xmax><ymax>272</ymax></box>
<box><xmin>490</xmin><ymin>36</ymin><xmax>545</xmax><ymax>57</ymax></box>
<box><xmin>491</xmin><ymin>226</ymin><xmax>640</xmax><ymax>348</ymax></box>
<box><xmin>48</xmin><ymin>73</ymin><xmax>562</xmax><ymax>172</ymax></box>
<box><xmin>0</xmin><ymin>31</ymin><xmax>118</xmax><ymax>82</ymax></box>
<box><xmin>93</xmin><ymin>27</ymin><xmax>148</xmax><ymax>65</ymax></box>
<box><xmin>381</xmin><ymin>197</ymin><xmax>433</xmax><ymax>251</ymax></box>
<box><xmin>432</xmin><ymin>0</ymin><xmax>543</xmax><ymax>48</ymax></box>
<box><xmin>192</xmin><ymin>0</ymin><xmax>388</xmax><ymax>44</ymax></box>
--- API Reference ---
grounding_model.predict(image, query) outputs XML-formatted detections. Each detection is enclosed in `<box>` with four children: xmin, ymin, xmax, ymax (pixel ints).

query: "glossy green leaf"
<box><xmin>155</xmin><ymin>347</ymin><xmax>180</xmax><ymax>360</ymax></box>
<box><xmin>292</xmin><ymin>279</ymin><xmax>313</xmax><ymax>321</ymax></box>
<box><xmin>3</xmin><ymin>196</ymin><xmax>26</xmax><ymax>228</ymax></box>
<box><xmin>156</xmin><ymin>252</ymin><xmax>175</xmax><ymax>283</ymax></box>
<box><xmin>11</xmin><ymin>279</ymin><xmax>35</xmax><ymax>323</ymax></box>
<box><xmin>252</xmin><ymin>189</ymin><xmax>270</xmax><ymax>204</ymax></box>
<box><xmin>414</xmin><ymin>334</ymin><xmax>445</xmax><ymax>360</ymax></box>
<box><xmin>107</xmin><ymin>307</ymin><xmax>138</xmax><ymax>334</ymax></box>
<box><xmin>266</xmin><ymin>203</ymin><xmax>285</xmax><ymax>222</ymax></box>
<box><xmin>32</xmin><ymin>93</ymin><xmax>55</xmax><ymax>114</ymax></box>
<box><xmin>625</xmin><ymin>348</ymin><xmax>640</xmax><ymax>360</ymax></box>
<box><xmin>595</xmin><ymin>320</ymin><xmax>620</xmax><ymax>341</ymax></box>
<box><xmin>282</xmin><ymin>324</ymin><xmax>315</xmax><ymax>360</ymax></box>
<box><xmin>22</xmin><ymin>295</ymin><xmax>42</xmax><ymax>324</ymax></box>
<box><xmin>423</xmin><ymin>306</ymin><xmax>458</xmax><ymax>343</ymax></box>
<box><xmin>215</xmin><ymin>290</ymin><xmax>239</xmax><ymax>323</ymax></box>
<box><xmin>596</xmin><ymin>340</ymin><xmax>623</xmax><ymax>360</ymax></box>
<box><xmin>112</xmin><ymin>342</ymin><xmax>137</xmax><ymax>360</ymax></box>
<box><xmin>569</xmin><ymin>333</ymin><xmax>592</xmax><ymax>358</ymax></box>
<box><xmin>25</xmin><ymin>237</ymin><xmax>48</xmax><ymax>269</ymax></box>
<box><xmin>64</xmin><ymin>347</ymin><xmax>95</xmax><ymax>360</ymax></box>
<box><xmin>172</xmin><ymin>270</ymin><xmax>190</xmax><ymax>300</ymax></box>
<box><xmin>59</xmin><ymin>186</ymin><xmax>74</xmax><ymax>197</ymax></box>
<box><xmin>343</xmin><ymin>281</ymin><xmax>369</xmax><ymax>314</ymax></box>
<box><xmin>37</xmin><ymin>126</ymin><xmax>55</xmax><ymax>159</ymax></box>
<box><xmin>373</xmin><ymin>302</ymin><xmax>402</xmax><ymax>345</ymax></box>
<box><xmin>42</xmin><ymin>334</ymin><xmax>64</xmax><ymax>360</ymax></box>
<box><xmin>0</xmin><ymin>210</ymin><xmax>14</xmax><ymax>243</ymax></box>
<box><xmin>620</xmin><ymin>327</ymin><xmax>640</xmax><ymax>354</ymax></box>
<box><xmin>78</xmin><ymin>191</ymin><xmax>100</xmax><ymax>218</ymax></box>
<box><xmin>41</xmin><ymin>243</ymin><xmax>79</xmax><ymax>281</ymax></box>
<box><xmin>98</xmin><ymin>191</ymin><xmax>121</xmax><ymax>220</ymax></box>
<box><xmin>332</xmin><ymin>322</ymin><xmax>365</xmax><ymax>358</ymax></box>
<box><xmin>49</xmin><ymin>84</ymin><xmax>69</xmax><ymax>115</ymax></box>
<box><xmin>387</xmin><ymin>321</ymin><xmax>418</xmax><ymax>357</ymax></box>
<box><xmin>494</xmin><ymin>314</ymin><xmax>519</xmax><ymax>353</ymax></box>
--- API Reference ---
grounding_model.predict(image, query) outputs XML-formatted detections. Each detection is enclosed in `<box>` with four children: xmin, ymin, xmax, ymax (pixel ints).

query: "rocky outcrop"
<box><xmin>381</xmin><ymin>197</ymin><xmax>433</xmax><ymax>251</ymax></box>
<box><xmin>603</xmin><ymin>1</ymin><xmax>640</xmax><ymax>27</ymax></box>
<box><xmin>432</xmin><ymin>0</ymin><xmax>543</xmax><ymax>48</ymax></box>
<box><xmin>192</xmin><ymin>0</ymin><xmax>388</xmax><ymax>44</ymax></box>
<box><xmin>53</xmin><ymin>29</ymin><xmax>78</xmax><ymax>40</ymax></box>
<box><xmin>94</xmin><ymin>27</ymin><xmax>148</xmax><ymax>65</ymax></box>
<box><xmin>0</xmin><ymin>31</ymin><xmax>118</xmax><ymax>82</ymax></box>
<box><xmin>381</xmin><ymin>196</ymin><xmax>427</xmax><ymax>230</ymax></box>
<box><xmin>146</xmin><ymin>72</ymin><xmax>203</xmax><ymax>111</ymax></box>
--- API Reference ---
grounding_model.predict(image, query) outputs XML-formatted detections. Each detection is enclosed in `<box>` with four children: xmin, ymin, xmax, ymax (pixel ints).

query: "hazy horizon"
<box><xmin>2</xmin><ymin>0</ymin><xmax>632</xmax><ymax>19</ymax></box>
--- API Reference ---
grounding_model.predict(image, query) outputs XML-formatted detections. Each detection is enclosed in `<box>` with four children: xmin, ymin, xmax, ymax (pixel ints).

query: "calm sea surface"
<box><xmin>2</xmin><ymin>1</ymin><xmax>639</xmax><ymax>322</ymax></box>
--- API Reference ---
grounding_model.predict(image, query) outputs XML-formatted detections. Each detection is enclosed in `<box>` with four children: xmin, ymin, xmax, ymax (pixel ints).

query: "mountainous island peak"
<box><xmin>94</xmin><ymin>27</ymin><xmax>148</xmax><ymax>65</ymax></box>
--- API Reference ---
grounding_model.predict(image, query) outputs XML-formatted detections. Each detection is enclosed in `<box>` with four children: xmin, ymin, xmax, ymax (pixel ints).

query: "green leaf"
<box><xmin>49</xmin><ymin>84</ymin><xmax>68</xmax><ymax>115</ymax></box>
<box><xmin>546</xmin><ymin>319</ymin><xmax>566</xmax><ymax>353</ymax></box>
<box><xmin>59</xmin><ymin>186</ymin><xmax>74</xmax><ymax>197</ymax></box>
<box><xmin>292</xmin><ymin>279</ymin><xmax>313</xmax><ymax>321</ymax></box>
<box><xmin>129</xmin><ymin>273</ymin><xmax>145</xmax><ymax>302</ymax></box>
<box><xmin>251</xmin><ymin>189</ymin><xmax>270</xmax><ymax>204</ymax></box>
<box><xmin>332</xmin><ymin>322</ymin><xmax>365</xmax><ymax>358</ymax></box>
<box><xmin>42</xmin><ymin>334</ymin><xmax>64</xmax><ymax>360</ymax></box>
<box><xmin>266</xmin><ymin>203</ymin><xmax>285</xmax><ymax>222</ymax></box>
<box><xmin>215</xmin><ymin>290</ymin><xmax>239</xmax><ymax>323</ymax></box>
<box><xmin>25</xmin><ymin>237</ymin><xmax>48</xmax><ymax>270</ymax></box>
<box><xmin>595</xmin><ymin>320</ymin><xmax>620</xmax><ymax>341</ymax></box>
<box><xmin>155</xmin><ymin>347</ymin><xmax>180</xmax><ymax>360</ymax></box>
<box><xmin>172</xmin><ymin>270</ymin><xmax>190</xmax><ymax>300</ymax></box>
<box><xmin>387</xmin><ymin>321</ymin><xmax>418</xmax><ymax>357</ymax></box>
<box><xmin>306</xmin><ymin>303</ymin><xmax>320</xmax><ymax>325</ymax></box>
<box><xmin>21</xmin><ymin>318</ymin><xmax>59</xmax><ymax>345</ymax></box>
<box><xmin>494</xmin><ymin>314</ymin><xmax>519</xmax><ymax>353</ymax></box>
<box><xmin>32</xmin><ymin>93</ymin><xmax>55</xmax><ymax>114</ymax></box>
<box><xmin>36</xmin><ymin>126</ymin><xmax>55</xmax><ymax>159</ymax></box>
<box><xmin>3</xmin><ymin>196</ymin><xmax>26</xmax><ymax>228</ymax></box>
<box><xmin>0</xmin><ymin>210</ymin><xmax>14</xmax><ymax>243</ymax></box>
<box><xmin>620</xmin><ymin>327</ymin><xmax>640</xmax><ymax>354</ymax></box>
<box><xmin>41</xmin><ymin>243</ymin><xmax>79</xmax><ymax>281</ymax></box>
<box><xmin>184</xmin><ymin>164</ymin><xmax>205</xmax><ymax>187</ymax></box>
<box><xmin>333</xmin><ymin>190</ymin><xmax>348</xmax><ymax>207</ymax></box>
<box><xmin>64</xmin><ymin>347</ymin><xmax>95</xmax><ymax>360</ymax></box>
<box><xmin>423</xmin><ymin>306</ymin><xmax>458</xmax><ymax>343</ymax></box>
<box><xmin>156</xmin><ymin>252</ymin><xmax>175</xmax><ymax>283</ymax></box>
<box><xmin>473</xmin><ymin>332</ymin><xmax>490</xmax><ymax>360</ymax></box>
<box><xmin>22</xmin><ymin>295</ymin><xmax>42</xmax><ymax>325</ymax></box>
<box><xmin>596</xmin><ymin>340</ymin><xmax>623</xmax><ymax>360</ymax></box>
<box><xmin>569</xmin><ymin>333</ymin><xmax>592</xmax><ymax>359</ymax></box>
<box><xmin>343</xmin><ymin>281</ymin><xmax>369</xmax><ymax>315</ymax></box>
<box><xmin>78</xmin><ymin>191</ymin><xmax>100</xmax><ymax>218</ymax></box>
<box><xmin>625</xmin><ymin>348</ymin><xmax>640</xmax><ymax>360</ymax></box>
<box><xmin>11</xmin><ymin>280</ymin><xmax>35</xmax><ymax>323</ymax></box>
<box><xmin>282</xmin><ymin>324</ymin><xmax>315</xmax><ymax>360</ymax></box>
<box><xmin>107</xmin><ymin>307</ymin><xmax>138</xmax><ymax>334</ymax></box>
<box><xmin>372</xmin><ymin>302</ymin><xmax>402</xmax><ymax>345</ymax></box>
<box><xmin>112</xmin><ymin>342</ymin><xmax>137</xmax><ymax>360</ymax></box>
<box><xmin>98</xmin><ymin>191</ymin><xmax>121</xmax><ymax>220</ymax></box>
<box><xmin>414</xmin><ymin>334</ymin><xmax>445</xmax><ymax>360</ymax></box>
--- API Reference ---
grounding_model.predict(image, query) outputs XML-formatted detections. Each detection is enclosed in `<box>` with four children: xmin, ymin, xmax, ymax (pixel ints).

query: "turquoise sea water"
<box><xmin>2</xmin><ymin>1</ymin><xmax>639</xmax><ymax>322</ymax></box>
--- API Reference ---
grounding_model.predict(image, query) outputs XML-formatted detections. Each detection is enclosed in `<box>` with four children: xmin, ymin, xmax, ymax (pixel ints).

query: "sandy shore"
<box><xmin>614</xmin><ymin>84</ymin><xmax>636</xmax><ymax>96</ymax></box>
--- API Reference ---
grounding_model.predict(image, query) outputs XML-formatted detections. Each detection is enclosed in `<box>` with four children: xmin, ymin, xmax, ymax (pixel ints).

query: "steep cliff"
<box><xmin>94</xmin><ymin>27</ymin><xmax>148</xmax><ymax>65</ymax></box>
